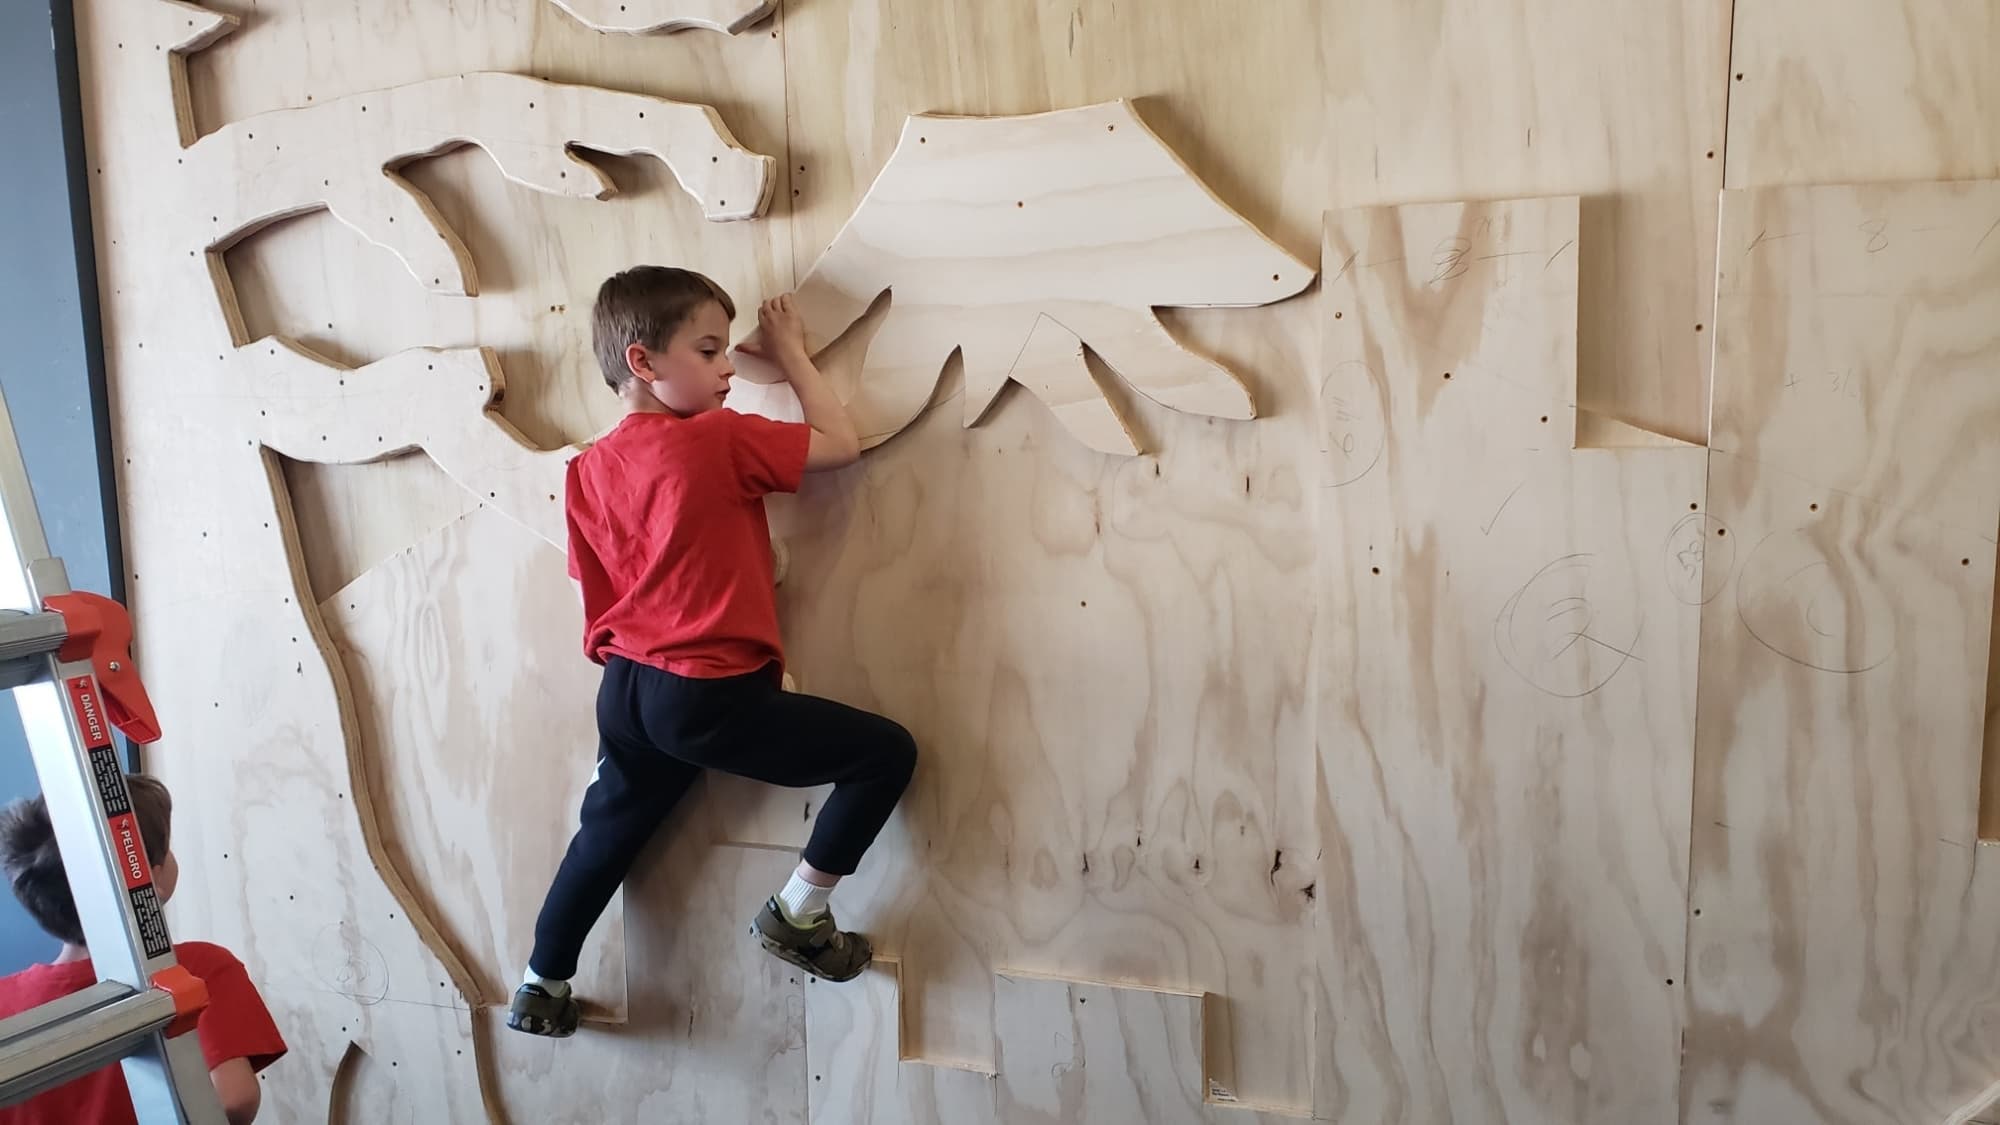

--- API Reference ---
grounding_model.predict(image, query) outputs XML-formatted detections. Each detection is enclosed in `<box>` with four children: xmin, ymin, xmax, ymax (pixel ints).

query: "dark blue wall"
<box><xmin>0</xmin><ymin>0</ymin><xmax>124</xmax><ymax>970</ymax></box>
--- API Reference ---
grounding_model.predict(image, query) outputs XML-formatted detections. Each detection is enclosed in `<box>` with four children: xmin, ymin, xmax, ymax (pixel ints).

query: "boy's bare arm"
<box><xmin>739</xmin><ymin>294</ymin><xmax>860</xmax><ymax>471</ymax></box>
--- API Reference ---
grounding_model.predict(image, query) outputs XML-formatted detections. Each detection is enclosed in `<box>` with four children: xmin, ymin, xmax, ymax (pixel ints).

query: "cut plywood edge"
<box><xmin>235</xmin><ymin>343</ymin><xmax>574</xmax><ymax>550</ymax></box>
<box><xmin>805</xmin><ymin>957</ymin><xmax>1309</xmax><ymax>1125</ymax></box>
<box><xmin>1316</xmin><ymin>193</ymin><xmax>1701</xmax><ymax>1124</ymax></box>
<box><xmin>1575</xmin><ymin>407</ymin><xmax>1702</xmax><ymax>449</ymax></box>
<box><xmin>1946</xmin><ymin>1075</ymin><xmax>2000</xmax><ymax>1125</ymax></box>
<box><xmin>1982</xmin><ymin>549</ymin><xmax>2000</xmax><ymax>842</ymax></box>
<box><xmin>736</xmin><ymin>99</ymin><xmax>1314</xmax><ymax>454</ymax></box>
<box><xmin>477</xmin><ymin>833</ymin><xmax>807</xmax><ymax>1123</ymax></box>
<box><xmin>320</xmin><ymin>506</ymin><xmax>627</xmax><ymax>1023</ymax></box>
<box><xmin>184</xmin><ymin>71</ymin><xmax>775</xmax><ymax>301</ymax></box>
<box><xmin>807</xmin><ymin>957</ymin><xmax>999</xmax><ymax>1125</ymax></box>
<box><xmin>1683</xmin><ymin>179</ymin><xmax>2000</xmax><ymax>1124</ymax></box>
<box><xmin>547</xmin><ymin>0</ymin><xmax>775</xmax><ymax>34</ymax></box>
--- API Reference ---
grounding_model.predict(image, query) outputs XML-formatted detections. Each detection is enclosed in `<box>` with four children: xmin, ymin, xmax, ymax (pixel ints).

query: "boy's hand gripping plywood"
<box><xmin>736</xmin><ymin>100</ymin><xmax>1315</xmax><ymax>455</ymax></box>
<box><xmin>547</xmin><ymin>0</ymin><xmax>775</xmax><ymax>35</ymax></box>
<box><xmin>1682</xmin><ymin>180</ymin><xmax>2000</xmax><ymax>1125</ymax></box>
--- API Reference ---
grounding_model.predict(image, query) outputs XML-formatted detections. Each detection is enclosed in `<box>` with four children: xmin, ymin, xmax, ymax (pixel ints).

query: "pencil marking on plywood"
<box><xmin>1734</xmin><ymin>527</ymin><xmax>1897</xmax><ymax>675</ymax></box>
<box><xmin>1494</xmin><ymin>554</ymin><xmax>1645</xmax><ymax>698</ymax></box>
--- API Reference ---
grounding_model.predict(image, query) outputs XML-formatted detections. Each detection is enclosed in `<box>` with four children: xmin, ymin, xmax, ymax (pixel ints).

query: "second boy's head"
<box><xmin>592</xmin><ymin>266</ymin><xmax>738</xmax><ymax>417</ymax></box>
<box><xmin>0</xmin><ymin>773</ymin><xmax>177</xmax><ymax>949</ymax></box>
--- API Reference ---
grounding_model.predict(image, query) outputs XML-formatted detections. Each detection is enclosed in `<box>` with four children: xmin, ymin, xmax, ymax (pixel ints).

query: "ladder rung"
<box><xmin>0</xmin><ymin>611</ymin><xmax>65</xmax><ymax>662</ymax></box>
<box><xmin>0</xmin><ymin>984</ymin><xmax>179</xmax><ymax>1108</ymax></box>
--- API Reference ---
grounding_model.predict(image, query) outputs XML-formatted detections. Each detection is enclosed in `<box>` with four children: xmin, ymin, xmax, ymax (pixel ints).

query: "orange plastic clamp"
<box><xmin>151</xmin><ymin>965</ymin><xmax>210</xmax><ymax>1039</ymax></box>
<box><xmin>43</xmin><ymin>591</ymin><xmax>161</xmax><ymax>744</ymax></box>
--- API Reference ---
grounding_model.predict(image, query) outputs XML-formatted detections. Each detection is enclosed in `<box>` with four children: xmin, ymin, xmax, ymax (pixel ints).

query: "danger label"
<box><xmin>65</xmin><ymin>676</ymin><xmax>112</xmax><ymax>753</ymax></box>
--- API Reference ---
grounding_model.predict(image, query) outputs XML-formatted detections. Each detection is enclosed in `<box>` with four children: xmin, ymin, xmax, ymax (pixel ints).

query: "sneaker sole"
<box><xmin>752</xmin><ymin>928</ymin><xmax>871</xmax><ymax>983</ymax></box>
<box><xmin>506</xmin><ymin>1010</ymin><xmax>579</xmax><ymax>1038</ymax></box>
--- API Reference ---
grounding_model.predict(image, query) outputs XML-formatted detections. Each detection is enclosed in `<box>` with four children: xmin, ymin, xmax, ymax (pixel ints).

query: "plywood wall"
<box><xmin>68</xmin><ymin>1</ymin><xmax>1999</xmax><ymax>1123</ymax></box>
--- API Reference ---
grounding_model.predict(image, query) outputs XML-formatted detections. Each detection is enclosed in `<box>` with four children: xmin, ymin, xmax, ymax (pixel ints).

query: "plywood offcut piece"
<box><xmin>321</xmin><ymin>507</ymin><xmax>624</xmax><ymax>1019</ymax></box>
<box><xmin>1682</xmin><ymin>179</ymin><xmax>2000</xmax><ymax>1125</ymax></box>
<box><xmin>479</xmin><ymin>815</ymin><xmax>807</xmax><ymax>1124</ymax></box>
<box><xmin>805</xmin><ymin>959</ymin><xmax>1308</xmax><ymax>1125</ymax></box>
<box><xmin>1314</xmin><ymin>196</ymin><xmax>1704</xmax><ymax>1125</ymax></box>
<box><xmin>184</xmin><ymin>71</ymin><xmax>776</xmax><ymax>299</ymax></box>
<box><xmin>741</xmin><ymin>100</ymin><xmax>1315</xmax><ymax>455</ymax></box>
<box><xmin>548</xmin><ymin>0</ymin><xmax>775</xmax><ymax>35</ymax></box>
<box><xmin>234</xmin><ymin>341</ymin><xmax>574</xmax><ymax>549</ymax></box>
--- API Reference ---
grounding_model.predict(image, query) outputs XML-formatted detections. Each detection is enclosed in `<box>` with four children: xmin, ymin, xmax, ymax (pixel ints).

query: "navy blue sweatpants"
<box><xmin>528</xmin><ymin>656</ymin><xmax>917</xmax><ymax>980</ymax></box>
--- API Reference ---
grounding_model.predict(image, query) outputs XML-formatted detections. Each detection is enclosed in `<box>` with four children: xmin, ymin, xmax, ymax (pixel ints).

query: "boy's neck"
<box><xmin>618</xmin><ymin>384</ymin><xmax>682</xmax><ymax>418</ymax></box>
<box><xmin>53</xmin><ymin>943</ymin><xmax>89</xmax><ymax>964</ymax></box>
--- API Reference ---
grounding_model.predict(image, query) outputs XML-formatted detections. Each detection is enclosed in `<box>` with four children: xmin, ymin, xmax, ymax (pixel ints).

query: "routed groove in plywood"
<box><xmin>320</xmin><ymin>507</ymin><xmax>628</xmax><ymax>1020</ymax></box>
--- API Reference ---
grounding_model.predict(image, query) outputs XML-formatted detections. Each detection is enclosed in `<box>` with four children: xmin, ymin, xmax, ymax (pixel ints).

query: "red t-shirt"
<box><xmin>568</xmin><ymin>408</ymin><xmax>811</xmax><ymax>678</ymax></box>
<box><xmin>0</xmin><ymin>941</ymin><xmax>288</xmax><ymax>1124</ymax></box>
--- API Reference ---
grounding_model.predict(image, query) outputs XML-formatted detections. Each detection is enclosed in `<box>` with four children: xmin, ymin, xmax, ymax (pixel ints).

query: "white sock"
<box><xmin>777</xmin><ymin>872</ymin><xmax>834</xmax><ymax>924</ymax></box>
<box><xmin>523</xmin><ymin>967</ymin><xmax>570</xmax><ymax>997</ymax></box>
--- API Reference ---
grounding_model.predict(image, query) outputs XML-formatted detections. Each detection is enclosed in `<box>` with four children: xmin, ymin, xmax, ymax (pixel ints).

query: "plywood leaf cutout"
<box><xmin>185</xmin><ymin>72</ymin><xmax>775</xmax><ymax>298</ymax></box>
<box><xmin>547</xmin><ymin>0</ymin><xmax>775</xmax><ymax>34</ymax></box>
<box><xmin>756</xmin><ymin>100</ymin><xmax>1315</xmax><ymax>455</ymax></box>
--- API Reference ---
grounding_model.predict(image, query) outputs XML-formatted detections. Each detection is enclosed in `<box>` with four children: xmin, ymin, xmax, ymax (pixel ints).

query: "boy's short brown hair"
<box><xmin>0</xmin><ymin>774</ymin><xmax>171</xmax><ymax>946</ymax></box>
<box><xmin>591</xmin><ymin>266</ymin><xmax>736</xmax><ymax>391</ymax></box>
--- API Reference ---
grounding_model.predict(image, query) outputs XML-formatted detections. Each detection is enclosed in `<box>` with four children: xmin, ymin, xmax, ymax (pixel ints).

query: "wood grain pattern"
<box><xmin>320</xmin><ymin>507</ymin><xmax>625</xmax><ymax>1019</ymax></box>
<box><xmin>1721</xmin><ymin>0</ymin><xmax>1999</xmax><ymax>191</ymax></box>
<box><xmin>196</xmin><ymin>0</ymin><xmax>798</xmax><ymax>595</ymax></box>
<box><xmin>769</xmin><ymin>287</ymin><xmax>1323</xmax><ymax>1110</ymax></box>
<box><xmin>804</xmin><ymin>960</ymin><xmax>1311</xmax><ymax>1125</ymax></box>
<box><xmin>784</xmin><ymin>0</ymin><xmax>1728</xmax><ymax>443</ymax></box>
<box><xmin>1313</xmin><ymin>196</ymin><xmax>1704</xmax><ymax>1125</ymax></box>
<box><xmin>1682</xmin><ymin>180</ymin><xmax>2000</xmax><ymax>1125</ymax></box>
<box><xmin>479</xmin><ymin>818</ymin><xmax>809</xmax><ymax>1124</ymax></box>
<box><xmin>734</xmin><ymin>100</ymin><xmax>1314</xmax><ymax>454</ymax></box>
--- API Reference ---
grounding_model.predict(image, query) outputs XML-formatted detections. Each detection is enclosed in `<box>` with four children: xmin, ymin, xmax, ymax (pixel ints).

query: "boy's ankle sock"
<box><xmin>777</xmin><ymin>872</ymin><xmax>834</xmax><ymax>925</ymax></box>
<box><xmin>522</xmin><ymin>967</ymin><xmax>571</xmax><ymax>998</ymax></box>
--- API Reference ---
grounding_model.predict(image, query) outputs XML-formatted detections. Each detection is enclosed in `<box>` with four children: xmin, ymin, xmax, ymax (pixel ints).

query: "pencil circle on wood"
<box><xmin>1319</xmin><ymin>360</ymin><xmax>1386</xmax><ymax>487</ymax></box>
<box><xmin>312</xmin><ymin>921</ymin><xmax>393</xmax><ymax>1006</ymax></box>
<box><xmin>1663</xmin><ymin>512</ymin><xmax>1733</xmax><ymax>605</ymax></box>
<box><xmin>1493</xmin><ymin>553</ymin><xmax>1644</xmax><ymax>698</ymax></box>
<box><xmin>1735</xmin><ymin>527</ymin><xmax>1896</xmax><ymax>674</ymax></box>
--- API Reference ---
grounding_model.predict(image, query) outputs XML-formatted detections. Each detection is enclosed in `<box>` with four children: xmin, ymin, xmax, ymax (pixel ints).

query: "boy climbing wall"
<box><xmin>509</xmin><ymin>266</ymin><xmax>919</xmax><ymax>1038</ymax></box>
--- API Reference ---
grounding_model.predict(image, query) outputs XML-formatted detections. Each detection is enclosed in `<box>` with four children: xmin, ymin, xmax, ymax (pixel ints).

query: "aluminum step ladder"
<box><xmin>0</xmin><ymin>377</ymin><xmax>225</xmax><ymax>1122</ymax></box>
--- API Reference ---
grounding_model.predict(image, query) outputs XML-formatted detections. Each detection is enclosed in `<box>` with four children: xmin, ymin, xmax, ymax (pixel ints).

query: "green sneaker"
<box><xmin>750</xmin><ymin>897</ymin><xmax>872</xmax><ymax>982</ymax></box>
<box><xmin>506</xmin><ymin>983</ymin><xmax>579</xmax><ymax>1038</ymax></box>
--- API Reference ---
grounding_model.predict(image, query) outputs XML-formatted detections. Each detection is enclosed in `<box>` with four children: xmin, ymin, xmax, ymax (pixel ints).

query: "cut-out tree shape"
<box><xmin>547</xmin><ymin>0</ymin><xmax>775</xmax><ymax>34</ymax></box>
<box><xmin>92</xmin><ymin>3</ymin><xmax>782</xmax><ymax>1118</ymax></box>
<box><xmin>186</xmin><ymin>72</ymin><xmax>773</xmax><ymax>298</ymax></box>
<box><xmin>178</xmin><ymin>70</ymin><xmax>775</xmax><ymax>548</ymax></box>
<box><xmin>743</xmin><ymin>100</ymin><xmax>1315</xmax><ymax>455</ymax></box>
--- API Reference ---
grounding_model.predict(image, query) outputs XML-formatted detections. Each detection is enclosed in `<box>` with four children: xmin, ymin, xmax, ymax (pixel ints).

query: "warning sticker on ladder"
<box><xmin>65</xmin><ymin>674</ymin><xmax>174</xmax><ymax>961</ymax></box>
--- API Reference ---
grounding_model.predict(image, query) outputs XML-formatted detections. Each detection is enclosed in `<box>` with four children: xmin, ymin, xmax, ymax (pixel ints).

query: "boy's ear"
<box><xmin>625</xmin><ymin>342</ymin><xmax>656</xmax><ymax>382</ymax></box>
